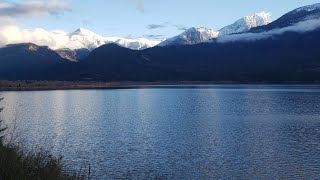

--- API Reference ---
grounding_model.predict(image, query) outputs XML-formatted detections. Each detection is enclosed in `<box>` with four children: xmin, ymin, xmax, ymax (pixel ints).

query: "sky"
<box><xmin>0</xmin><ymin>0</ymin><xmax>320</xmax><ymax>41</ymax></box>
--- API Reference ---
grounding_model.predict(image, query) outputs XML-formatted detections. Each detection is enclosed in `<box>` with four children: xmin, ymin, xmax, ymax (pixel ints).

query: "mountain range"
<box><xmin>1</xmin><ymin>3</ymin><xmax>320</xmax><ymax>83</ymax></box>
<box><xmin>65</xmin><ymin>28</ymin><xmax>160</xmax><ymax>51</ymax></box>
<box><xmin>159</xmin><ymin>12</ymin><xmax>272</xmax><ymax>46</ymax></box>
<box><xmin>46</xmin><ymin>11</ymin><xmax>273</xmax><ymax>61</ymax></box>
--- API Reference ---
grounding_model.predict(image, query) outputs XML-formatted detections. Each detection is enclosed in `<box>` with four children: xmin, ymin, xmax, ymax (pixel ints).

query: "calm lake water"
<box><xmin>1</xmin><ymin>85</ymin><xmax>320</xmax><ymax>179</ymax></box>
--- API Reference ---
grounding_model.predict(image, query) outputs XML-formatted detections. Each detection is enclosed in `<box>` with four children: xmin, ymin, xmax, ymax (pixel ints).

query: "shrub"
<box><xmin>0</xmin><ymin>97</ymin><xmax>83</xmax><ymax>180</ymax></box>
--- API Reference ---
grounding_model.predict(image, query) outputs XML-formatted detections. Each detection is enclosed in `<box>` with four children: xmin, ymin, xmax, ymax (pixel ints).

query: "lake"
<box><xmin>1</xmin><ymin>85</ymin><xmax>320</xmax><ymax>179</ymax></box>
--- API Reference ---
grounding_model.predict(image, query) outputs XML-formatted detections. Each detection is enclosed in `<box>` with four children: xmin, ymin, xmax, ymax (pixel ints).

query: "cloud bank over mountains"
<box><xmin>3</xmin><ymin>16</ymin><xmax>319</xmax><ymax>50</ymax></box>
<box><xmin>0</xmin><ymin>26</ymin><xmax>69</xmax><ymax>49</ymax></box>
<box><xmin>1</xmin><ymin>1</ymin><xmax>320</xmax><ymax>50</ymax></box>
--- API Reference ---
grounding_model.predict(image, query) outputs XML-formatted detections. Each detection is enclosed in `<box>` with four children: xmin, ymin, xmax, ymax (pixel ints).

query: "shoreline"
<box><xmin>1</xmin><ymin>80</ymin><xmax>320</xmax><ymax>91</ymax></box>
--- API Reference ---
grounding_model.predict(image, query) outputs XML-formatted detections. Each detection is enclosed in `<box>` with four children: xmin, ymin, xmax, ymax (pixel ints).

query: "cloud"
<box><xmin>174</xmin><ymin>25</ymin><xmax>189</xmax><ymax>31</ymax></box>
<box><xmin>147</xmin><ymin>24</ymin><xmax>167</xmax><ymax>29</ymax></box>
<box><xmin>142</xmin><ymin>34</ymin><xmax>164</xmax><ymax>40</ymax></box>
<box><xmin>146</xmin><ymin>22</ymin><xmax>189</xmax><ymax>31</ymax></box>
<box><xmin>146</xmin><ymin>22</ymin><xmax>171</xmax><ymax>30</ymax></box>
<box><xmin>0</xmin><ymin>25</ymin><xmax>69</xmax><ymax>49</ymax></box>
<box><xmin>217</xmin><ymin>18</ymin><xmax>320</xmax><ymax>43</ymax></box>
<box><xmin>0</xmin><ymin>0</ymin><xmax>71</xmax><ymax>18</ymax></box>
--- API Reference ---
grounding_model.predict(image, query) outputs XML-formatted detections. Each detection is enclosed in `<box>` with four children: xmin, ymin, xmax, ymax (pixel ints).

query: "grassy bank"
<box><xmin>0</xmin><ymin>98</ymin><xmax>84</xmax><ymax>180</ymax></box>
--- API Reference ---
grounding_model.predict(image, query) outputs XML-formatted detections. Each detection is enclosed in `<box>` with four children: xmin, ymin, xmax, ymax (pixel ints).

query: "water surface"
<box><xmin>1</xmin><ymin>85</ymin><xmax>320</xmax><ymax>179</ymax></box>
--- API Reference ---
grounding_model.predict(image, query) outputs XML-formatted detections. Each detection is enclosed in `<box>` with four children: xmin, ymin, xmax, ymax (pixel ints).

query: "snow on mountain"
<box><xmin>159</xmin><ymin>12</ymin><xmax>272</xmax><ymax>46</ymax></box>
<box><xmin>55</xmin><ymin>48</ymin><xmax>77</xmax><ymax>62</ymax></box>
<box><xmin>63</xmin><ymin>28</ymin><xmax>160</xmax><ymax>51</ymax></box>
<box><xmin>219</xmin><ymin>12</ymin><xmax>272</xmax><ymax>36</ymax></box>
<box><xmin>105</xmin><ymin>37</ymin><xmax>160</xmax><ymax>50</ymax></box>
<box><xmin>294</xmin><ymin>3</ymin><xmax>320</xmax><ymax>12</ymax></box>
<box><xmin>216</xmin><ymin>3</ymin><xmax>320</xmax><ymax>44</ymax></box>
<box><xmin>276</xmin><ymin>3</ymin><xmax>320</xmax><ymax>26</ymax></box>
<box><xmin>65</xmin><ymin>28</ymin><xmax>106</xmax><ymax>50</ymax></box>
<box><xmin>158</xmin><ymin>27</ymin><xmax>219</xmax><ymax>46</ymax></box>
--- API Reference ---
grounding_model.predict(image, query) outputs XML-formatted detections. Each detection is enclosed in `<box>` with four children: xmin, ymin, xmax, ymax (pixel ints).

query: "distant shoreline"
<box><xmin>0</xmin><ymin>80</ymin><xmax>320</xmax><ymax>91</ymax></box>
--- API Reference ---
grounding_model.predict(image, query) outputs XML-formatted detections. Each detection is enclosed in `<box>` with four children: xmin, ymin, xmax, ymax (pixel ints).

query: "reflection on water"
<box><xmin>1</xmin><ymin>85</ymin><xmax>320</xmax><ymax>179</ymax></box>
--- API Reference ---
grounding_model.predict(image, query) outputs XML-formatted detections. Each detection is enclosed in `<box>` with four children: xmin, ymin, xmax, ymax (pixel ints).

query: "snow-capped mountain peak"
<box><xmin>71</xmin><ymin>28</ymin><xmax>96</xmax><ymax>36</ymax></box>
<box><xmin>294</xmin><ymin>3</ymin><xmax>320</xmax><ymax>12</ymax></box>
<box><xmin>182</xmin><ymin>27</ymin><xmax>219</xmax><ymax>40</ymax></box>
<box><xmin>70</xmin><ymin>28</ymin><xmax>106</xmax><ymax>39</ymax></box>
<box><xmin>66</xmin><ymin>28</ymin><xmax>106</xmax><ymax>50</ymax></box>
<box><xmin>159</xmin><ymin>13</ymin><xmax>272</xmax><ymax>47</ymax></box>
<box><xmin>185</xmin><ymin>27</ymin><xmax>213</xmax><ymax>33</ymax></box>
<box><xmin>263</xmin><ymin>3</ymin><xmax>320</xmax><ymax>30</ymax></box>
<box><xmin>105</xmin><ymin>37</ymin><xmax>161</xmax><ymax>50</ymax></box>
<box><xmin>219</xmin><ymin>12</ymin><xmax>272</xmax><ymax>36</ymax></box>
<box><xmin>158</xmin><ymin>27</ymin><xmax>219</xmax><ymax>46</ymax></box>
<box><xmin>63</xmin><ymin>28</ymin><xmax>160</xmax><ymax>51</ymax></box>
<box><xmin>244</xmin><ymin>12</ymin><xmax>272</xmax><ymax>28</ymax></box>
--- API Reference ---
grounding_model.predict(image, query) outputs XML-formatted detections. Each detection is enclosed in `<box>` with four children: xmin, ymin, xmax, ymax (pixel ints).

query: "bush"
<box><xmin>0</xmin><ymin>146</ymin><xmax>74</xmax><ymax>179</ymax></box>
<box><xmin>0</xmin><ymin>97</ymin><xmax>83</xmax><ymax>180</ymax></box>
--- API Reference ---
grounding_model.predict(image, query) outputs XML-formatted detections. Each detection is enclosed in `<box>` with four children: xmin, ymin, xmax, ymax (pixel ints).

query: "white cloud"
<box><xmin>0</xmin><ymin>25</ymin><xmax>69</xmax><ymax>49</ymax></box>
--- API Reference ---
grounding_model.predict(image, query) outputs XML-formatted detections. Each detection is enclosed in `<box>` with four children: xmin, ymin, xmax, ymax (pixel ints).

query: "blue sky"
<box><xmin>8</xmin><ymin>0</ymin><xmax>320</xmax><ymax>39</ymax></box>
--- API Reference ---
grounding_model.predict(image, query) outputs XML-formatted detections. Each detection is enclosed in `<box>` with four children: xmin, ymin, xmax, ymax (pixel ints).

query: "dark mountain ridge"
<box><xmin>0</xmin><ymin>43</ymin><xmax>69</xmax><ymax>80</ymax></box>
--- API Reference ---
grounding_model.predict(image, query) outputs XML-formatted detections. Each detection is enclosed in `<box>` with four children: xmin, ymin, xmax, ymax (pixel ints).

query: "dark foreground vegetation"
<box><xmin>0</xmin><ymin>98</ymin><xmax>85</xmax><ymax>180</ymax></box>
